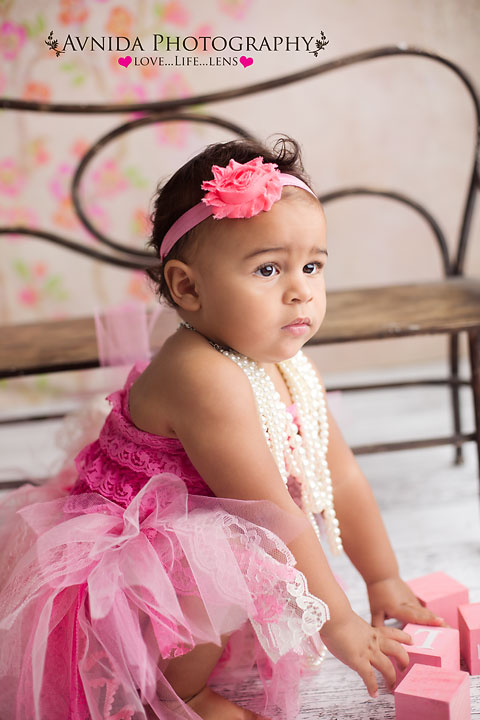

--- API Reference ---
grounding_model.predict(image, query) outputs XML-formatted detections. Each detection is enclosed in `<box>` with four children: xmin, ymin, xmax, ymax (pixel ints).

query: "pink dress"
<box><xmin>0</xmin><ymin>362</ymin><xmax>329</xmax><ymax>720</ymax></box>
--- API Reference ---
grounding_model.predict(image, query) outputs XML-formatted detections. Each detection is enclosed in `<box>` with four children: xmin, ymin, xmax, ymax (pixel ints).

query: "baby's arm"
<box><xmin>315</xmin><ymin>365</ymin><xmax>446</xmax><ymax>628</ymax></box>
<box><xmin>163</xmin><ymin>344</ymin><xmax>411</xmax><ymax>696</ymax></box>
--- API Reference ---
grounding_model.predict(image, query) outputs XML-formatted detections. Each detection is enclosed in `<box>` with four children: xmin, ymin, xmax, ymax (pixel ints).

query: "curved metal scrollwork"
<box><xmin>318</xmin><ymin>187</ymin><xmax>452</xmax><ymax>276</ymax></box>
<box><xmin>1</xmin><ymin>44</ymin><xmax>479</xmax><ymax>276</ymax></box>
<box><xmin>71</xmin><ymin>112</ymin><xmax>255</xmax><ymax>259</ymax></box>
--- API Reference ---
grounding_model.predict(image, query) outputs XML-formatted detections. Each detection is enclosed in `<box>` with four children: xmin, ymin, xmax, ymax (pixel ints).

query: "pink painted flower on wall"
<box><xmin>219</xmin><ymin>0</ymin><xmax>253</xmax><ymax>20</ymax></box>
<box><xmin>18</xmin><ymin>287</ymin><xmax>39</xmax><ymax>306</ymax></box>
<box><xmin>131</xmin><ymin>207</ymin><xmax>150</xmax><ymax>238</ymax></box>
<box><xmin>138</xmin><ymin>65</ymin><xmax>158</xmax><ymax>82</ymax></box>
<box><xmin>14</xmin><ymin>259</ymin><xmax>68</xmax><ymax>309</ymax></box>
<box><xmin>33</xmin><ymin>261</ymin><xmax>47</xmax><ymax>278</ymax></box>
<box><xmin>49</xmin><ymin>163</ymin><xmax>74</xmax><ymax>202</ymax></box>
<box><xmin>23</xmin><ymin>82</ymin><xmax>51</xmax><ymax>102</ymax></box>
<box><xmin>127</xmin><ymin>270</ymin><xmax>154</xmax><ymax>302</ymax></box>
<box><xmin>71</xmin><ymin>139</ymin><xmax>90</xmax><ymax>159</ymax></box>
<box><xmin>162</xmin><ymin>72</ymin><xmax>191</xmax><ymax>101</ymax></box>
<box><xmin>52</xmin><ymin>197</ymin><xmax>82</xmax><ymax>230</ymax></box>
<box><xmin>58</xmin><ymin>0</ymin><xmax>89</xmax><ymax>26</ymax></box>
<box><xmin>198</xmin><ymin>25</ymin><xmax>214</xmax><ymax>54</ymax></box>
<box><xmin>155</xmin><ymin>121</ymin><xmax>189</xmax><ymax>148</ymax></box>
<box><xmin>0</xmin><ymin>205</ymin><xmax>38</xmax><ymax>239</ymax></box>
<box><xmin>0</xmin><ymin>159</ymin><xmax>26</xmax><ymax>197</ymax></box>
<box><xmin>154</xmin><ymin>73</ymin><xmax>192</xmax><ymax>146</ymax></box>
<box><xmin>27</xmin><ymin>138</ymin><xmax>50</xmax><ymax>166</ymax></box>
<box><xmin>0</xmin><ymin>21</ymin><xmax>27</xmax><ymax>61</ymax></box>
<box><xmin>106</xmin><ymin>6</ymin><xmax>133</xmax><ymax>36</ymax></box>
<box><xmin>163</xmin><ymin>1</ymin><xmax>189</xmax><ymax>26</ymax></box>
<box><xmin>114</xmin><ymin>81</ymin><xmax>147</xmax><ymax>107</ymax></box>
<box><xmin>91</xmin><ymin>158</ymin><xmax>129</xmax><ymax>198</ymax></box>
<box><xmin>193</xmin><ymin>25</ymin><xmax>214</xmax><ymax>54</ymax></box>
<box><xmin>82</xmin><ymin>201</ymin><xmax>111</xmax><ymax>237</ymax></box>
<box><xmin>48</xmin><ymin>165</ymin><xmax>92</xmax><ymax>231</ymax></box>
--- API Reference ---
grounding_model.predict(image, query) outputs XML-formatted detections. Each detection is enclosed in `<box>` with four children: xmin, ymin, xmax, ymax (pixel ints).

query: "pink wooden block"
<box><xmin>407</xmin><ymin>572</ymin><xmax>469</xmax><ymax>628</ymax></box>
<box><xmin>395</xmin><ymin>664</ymin><xmax>470</xmax><ymax>720</ymax></box>
<box><xmin>393</xmin><ymin>623</ymin><xmax>460</xmax><ymax>685</ymax></box>
<box><xmin>458</xmin><ymin>602</ymin><xmax>480</xmax><ymax>675</ymax></box>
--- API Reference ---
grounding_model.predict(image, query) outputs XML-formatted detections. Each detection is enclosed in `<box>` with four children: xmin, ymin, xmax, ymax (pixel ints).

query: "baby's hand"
<box><xmin>367</xmin><ymin>576</ymin><xmax>448</xmax><ymax>628</ymax></box>
<box><xmin>320</xmin><ymin>611</ymin><xmax>412</xmax><ymax>697</ymax></box>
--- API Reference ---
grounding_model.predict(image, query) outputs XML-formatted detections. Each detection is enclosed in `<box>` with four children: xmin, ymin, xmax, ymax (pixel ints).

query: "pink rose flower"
<box><xmin>201</xmin><ymin>156</ymin><xmax>283</xmax><ymax>219</ymax></box>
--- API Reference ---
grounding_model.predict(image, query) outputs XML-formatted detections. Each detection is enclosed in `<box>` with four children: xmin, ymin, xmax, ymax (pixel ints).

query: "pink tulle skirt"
<box><xmin>0</xmin><ymin>470</ymin><xmax>328</xmax><ymax>720</ymax></box>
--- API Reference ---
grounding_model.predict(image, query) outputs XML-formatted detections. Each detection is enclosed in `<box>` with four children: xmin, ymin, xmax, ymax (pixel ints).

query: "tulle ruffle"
<box><xmin>0</xmin><ymin>473</ymin><xmax>329</xmax><ymax>720</ymax></box>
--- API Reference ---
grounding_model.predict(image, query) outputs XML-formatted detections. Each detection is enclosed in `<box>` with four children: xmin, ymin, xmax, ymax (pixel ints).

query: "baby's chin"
<box><xmin>240</xmin><ymin>340</ymin><xmax>311</xmax><ymax>365</ymax></box>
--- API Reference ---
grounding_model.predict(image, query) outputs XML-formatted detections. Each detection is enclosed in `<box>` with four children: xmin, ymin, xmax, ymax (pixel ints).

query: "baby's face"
<box><xmin>190</xmin><ymin>189</ymin><xmax>328</xmax><ymax>363</ymax></box>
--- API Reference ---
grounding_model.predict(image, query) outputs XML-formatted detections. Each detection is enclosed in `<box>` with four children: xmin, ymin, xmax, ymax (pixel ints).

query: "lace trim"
<box><xmin>178</xmin><ymin>507</ymin><xmax>329</xmax><ymax>664</ymax></box>
<box><xmin>73</xmin><ymin>441</ymin><xmax>212</xmax><ymax>508</ymax></box>
<box><xmin>105</xmin><ymin>389</ymin><xmax>185</xmax><ymax>453</ymax></box>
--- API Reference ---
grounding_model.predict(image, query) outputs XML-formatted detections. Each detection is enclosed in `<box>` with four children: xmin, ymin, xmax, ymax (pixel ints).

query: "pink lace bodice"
<box><xmin>70</xmin><ymin>363</ymin><xmax>211</xmax><ymax>507</ymax></box>
<box><xmin>70</xmin><ymin>362</ymin><xmax>300</xmax><ymax>508</ymax></box>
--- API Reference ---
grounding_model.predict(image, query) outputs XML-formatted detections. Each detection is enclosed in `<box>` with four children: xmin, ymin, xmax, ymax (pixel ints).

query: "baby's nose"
<box><xmin>284</xmin><ymin>276</ymin><xmax>313</xmax><ymax>303</ymax></box>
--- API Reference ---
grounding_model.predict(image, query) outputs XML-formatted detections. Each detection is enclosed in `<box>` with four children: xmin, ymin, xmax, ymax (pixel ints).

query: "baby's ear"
<box><xmin>164</xmin><ymin>260</ymin><xmax>200</xmax><ymax>311</ymax></box>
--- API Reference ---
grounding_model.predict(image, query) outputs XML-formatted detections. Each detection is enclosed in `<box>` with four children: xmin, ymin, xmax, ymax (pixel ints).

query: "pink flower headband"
<box><xmin>159</xmin><ymin>156</ymin><xmax>317</xmax><ymax>260</ymax></box>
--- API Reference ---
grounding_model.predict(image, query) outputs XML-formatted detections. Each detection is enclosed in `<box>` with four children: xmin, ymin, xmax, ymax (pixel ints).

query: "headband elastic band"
<box><xmin>159</xmin><ymin>170</ymin><xmax>317</xmax><ymax>260</ymax></box>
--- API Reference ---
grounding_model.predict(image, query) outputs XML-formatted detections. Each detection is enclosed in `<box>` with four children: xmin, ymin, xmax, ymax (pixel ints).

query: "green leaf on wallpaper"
<box><xmin>13</xmin><ymin>259</ymin><xmax>30</xmax><ymax>280</ymax></box>
<box><xmin>60</xmin><ymin>63</ymin><xmax>76</xmax><ymax>73</ymax></box>
<box><xmin>72</xmin><ymin>75</ymin><xmax>86</xmax><ymax>87</ymax></box>
<box><xmin>34</xmin><ymin>14</ymin><xmax>46</xmax><ymax>35</ymax></box>
<box><xmin>125</xmin><ymin>166</ymin><xmax>148</xmax><ymax>189</ymax></box>
<box><xmin>22</xmin><ymin>21</ymin><xmax>34</xmax><ymax>39</ymax></box>
<box><xmin>153</xmin><ymin>3</ymin><xmax>164</xmax><ymax>19</ymax></box>
<box><xmin>44</xmin><ymin>275</ymin><xmax>61</xmax><ymax>289</ymax></box>
<box><xmin>44</xmin><ymin>276</ymin><xmax>68</xmax><ymax>301</ymax></box>
<box><xmin>24</xmin><ymin>14</ymin><xmax>45</xmax><ymax>38</ymax></box>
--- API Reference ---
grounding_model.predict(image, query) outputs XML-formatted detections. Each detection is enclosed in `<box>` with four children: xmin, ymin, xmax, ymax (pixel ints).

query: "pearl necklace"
<box><xmin>178</xmin><ymin>322</ymin><xmax>343</xmax><ymax>555</ymax></box>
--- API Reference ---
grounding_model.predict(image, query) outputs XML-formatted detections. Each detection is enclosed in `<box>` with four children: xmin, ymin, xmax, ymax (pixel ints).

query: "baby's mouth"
<box><xmin>282</xmin><ymin>317</ymin><xmax>311</xmax><ymax>334</ymax></box>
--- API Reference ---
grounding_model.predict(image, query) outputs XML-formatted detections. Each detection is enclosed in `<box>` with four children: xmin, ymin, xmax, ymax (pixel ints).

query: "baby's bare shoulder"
<box><xmin>141</xmin><ymin>330</ymin><xmax>253</xmax><ymax>417</ymax></box>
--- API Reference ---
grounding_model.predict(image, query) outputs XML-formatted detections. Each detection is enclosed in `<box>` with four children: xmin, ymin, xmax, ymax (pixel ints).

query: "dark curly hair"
<box><xmin>146</xmin><ymin>134</ymin><xmax>315</xmax><ymax>309</ymax></box>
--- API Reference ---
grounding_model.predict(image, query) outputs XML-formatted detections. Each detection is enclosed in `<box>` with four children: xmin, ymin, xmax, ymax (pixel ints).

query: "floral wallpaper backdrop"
<box><xmin>1</xmin><ymin>0</ymin><xmax>263</xmax><ymax>328</ymax></box>
<box><xmin>0</xmin><ymin>0</ymin><xmax>268</xmax><ymax>403</ymax></box>
<box><xmin>1</xmin><ymin>0</ymin><xmax>479</xmax><ymax>407</ymax></box>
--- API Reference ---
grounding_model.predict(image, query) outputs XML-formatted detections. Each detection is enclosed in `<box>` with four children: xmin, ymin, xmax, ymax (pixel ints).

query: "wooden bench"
<box><xmin>2</xmin><ymin>277</ymin><xmax>479</xmax><ymax>466</ymax></box>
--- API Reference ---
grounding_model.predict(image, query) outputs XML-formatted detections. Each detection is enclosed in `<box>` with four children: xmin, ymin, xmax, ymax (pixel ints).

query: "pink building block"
<box><xmin>407</xmin><ymin>572</ymin><xmax>469</xmax><ymax>628</ymax></box>
<box><xmin>458</xmin><ymin>602</ymin><xmax>480</xmax><ymax>675</ymax></box>
<box><xmin>393</xmin><ymin>623</ymin><xmax>460</xmax><ymax>685</ymax></box>
<box><xmin>395</xmin><ymin>664</ymin><xmax>470</xmax><ymax>720</ymax></box>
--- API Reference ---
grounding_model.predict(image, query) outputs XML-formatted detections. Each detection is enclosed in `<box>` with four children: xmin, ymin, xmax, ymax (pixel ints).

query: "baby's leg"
<box><xmin>161</xmin><ymin>635</ymin><xmax>268</xmax><ymax>719</ymax></box>
<box><xmin>163</xmin><ymin>634</ymin><xmax>230</xmax><ymax>700</ymax></box>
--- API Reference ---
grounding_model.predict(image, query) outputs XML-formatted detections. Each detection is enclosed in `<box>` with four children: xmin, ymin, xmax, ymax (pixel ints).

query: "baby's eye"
<box><xmin>255</xmin><ymin>263</ymin><xmax>279</xmax><ymax>278</ymax></box>
<box><xmin>303</xmin><ymin>261</ymin><xmax>324</xmax><ymax>274</ymax></box>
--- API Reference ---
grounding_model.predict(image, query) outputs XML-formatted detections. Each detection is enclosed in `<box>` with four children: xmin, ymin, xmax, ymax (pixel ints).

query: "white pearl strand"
<box><xmin>277</xmin><ymin>352</ymin><xmax>343</xmax><ymax>555</ymax></box>
<box><xmin>177</xmin><ymin>322</ymin><xmax>343</xmax><ymax>555</ymax></box>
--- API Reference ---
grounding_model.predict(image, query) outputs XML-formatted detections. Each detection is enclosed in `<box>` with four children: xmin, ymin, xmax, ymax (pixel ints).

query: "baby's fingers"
<box><xmin>380</xmin><ymin>637</ymin><xmax>410</xmax><ymax>672</ymax></box>
<box><xmin>377</xmin><ymin>626</ymin><xmax>413</xmax><ymax>645</ymax></box>
<box><xmin>396</xmin><ymin>602</ymin><xmax>447</xmax><ymax>627</ymax></box>
<box><xmin>370</xmin><ymin>651</ymin><xmax>397</xmax><ymax>691</ymax></box>
<box><xmin>357</xmin><ymin>661</ymin><xmax>379</xmax><ymax>698</ymax></box>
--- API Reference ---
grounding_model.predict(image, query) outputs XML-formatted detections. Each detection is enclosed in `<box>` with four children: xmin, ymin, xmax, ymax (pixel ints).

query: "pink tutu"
<box><xmin>0</xmin><ymin>364</ymin><xmax>329</xmax><ymax>720</ymax></box>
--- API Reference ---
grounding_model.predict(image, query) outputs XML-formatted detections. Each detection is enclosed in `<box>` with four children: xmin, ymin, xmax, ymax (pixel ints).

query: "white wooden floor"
<box><xmin>1</xmin><ymin>361</ymin><xmax>479</xmax><ymax>718</ymax></box>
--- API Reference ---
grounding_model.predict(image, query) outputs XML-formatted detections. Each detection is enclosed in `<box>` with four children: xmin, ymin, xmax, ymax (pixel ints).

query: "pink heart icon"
<box><xmin>118</xmin><ymin>56</ymin><xmax>132</xmax><ymax>68</ymax></box>
<box><xmin>240</xmin><ymin>56</ymin><xmax>253</xmax><ymax>68</ymax></box>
